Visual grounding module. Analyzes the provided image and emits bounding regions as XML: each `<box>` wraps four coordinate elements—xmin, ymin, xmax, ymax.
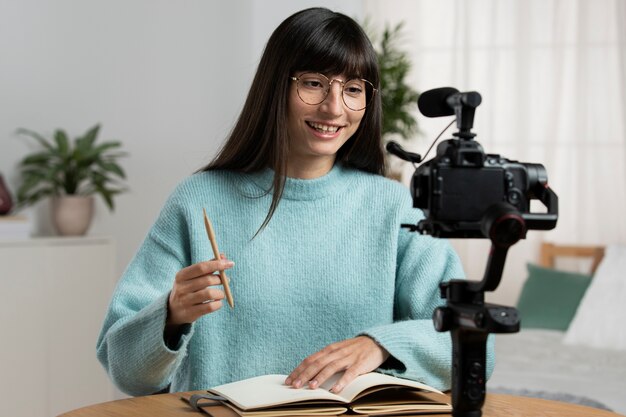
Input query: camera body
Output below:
<box><xmin>389</xmin><ymin>87</ymin><xmax>558</xmax><ymax>240</ymax></box>
<box><xmin>411</xmin><ymin>138</ymin><xmax>551</xmax><ymax>238</ymax></box>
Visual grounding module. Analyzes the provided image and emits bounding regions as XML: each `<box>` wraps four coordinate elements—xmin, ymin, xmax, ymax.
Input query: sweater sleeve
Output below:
<box><xmin>361</xmin><ymin>197</ymin><xmax>495</xmax><ymax>391</ymax></box>
<box><xmin>96</xmin><ymin>191</ymin><xmax>195</xmax><ymax>396</ymax></box>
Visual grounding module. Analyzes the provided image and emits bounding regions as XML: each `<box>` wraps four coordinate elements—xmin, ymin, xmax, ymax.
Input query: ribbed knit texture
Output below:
<box><xmin>96</xmin><ymin>163</ymin><xmax>494</xmax><ymax>396</ymax></box>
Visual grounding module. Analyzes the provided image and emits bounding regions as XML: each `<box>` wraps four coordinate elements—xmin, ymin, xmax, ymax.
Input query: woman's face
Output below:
<box><xmin>286</xmin><ymin>72</ymin><xmax>365</xmax><ymax>175</ymax></box>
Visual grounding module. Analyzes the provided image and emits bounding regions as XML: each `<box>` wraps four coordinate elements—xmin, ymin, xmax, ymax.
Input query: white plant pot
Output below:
<box><xmin>52</xmin><ymin>196</ymin><xmax>94</xmax><ymax>236</ymax></box>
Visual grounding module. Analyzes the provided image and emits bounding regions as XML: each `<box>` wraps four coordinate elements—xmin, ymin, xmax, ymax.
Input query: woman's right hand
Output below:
<box><xmin>166</xmin><ymin>256</ymin><xmax>234</xmax><ymax>327</ymax></box>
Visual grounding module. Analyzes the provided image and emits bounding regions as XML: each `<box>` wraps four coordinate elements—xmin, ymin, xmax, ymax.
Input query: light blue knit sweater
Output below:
<box><xmin>96</xmin><ymin>163</ymin><xmax>494</xmax><ymax>396</ymax></box>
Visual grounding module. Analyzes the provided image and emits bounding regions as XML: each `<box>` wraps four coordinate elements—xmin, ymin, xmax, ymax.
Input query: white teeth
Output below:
<box><xmin>309</xmin><ymin>122</ymin><xmax>339</xmax><ymax>133</ymax></box>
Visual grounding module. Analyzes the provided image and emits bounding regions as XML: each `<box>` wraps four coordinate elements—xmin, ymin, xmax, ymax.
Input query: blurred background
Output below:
<box><xmin>2</xmin><ymin>0</ymin><xmax>624</xmax><ymax>302</ymax></box>
<box><xmin>0</xmin><ymin>0</ymin><xmax>625</xmax><ymax>415</ymax></box>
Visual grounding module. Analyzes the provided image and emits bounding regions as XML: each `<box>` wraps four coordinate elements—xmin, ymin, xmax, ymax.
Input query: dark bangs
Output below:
<box><xmin>291</xmin><ymin>14</ymin><xmax>379</xmax><ymax>85</ymax></box>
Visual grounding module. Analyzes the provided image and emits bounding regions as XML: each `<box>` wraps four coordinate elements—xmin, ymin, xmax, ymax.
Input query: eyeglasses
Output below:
<box><xmin>289</xmin><ymin>72</ymin><xmax>377</xmax><ymax>111</ymax></box>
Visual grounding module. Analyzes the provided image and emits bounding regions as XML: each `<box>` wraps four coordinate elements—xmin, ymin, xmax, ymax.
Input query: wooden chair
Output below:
<box><xmin>539</xmin><ymin>242</ymin><xmax>605</xmax><ymax>275</ymax></box>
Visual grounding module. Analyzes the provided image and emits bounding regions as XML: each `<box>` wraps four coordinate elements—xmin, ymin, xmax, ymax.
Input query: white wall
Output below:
<box><xmin>0</xmin><ymin>0</ymin><xmax>361</xmax><ymax>278</ymax></box>
<box><xmin>5</xmin><ymin>0</ymin><xmax>582</xmax><ymax>307</ymax></box>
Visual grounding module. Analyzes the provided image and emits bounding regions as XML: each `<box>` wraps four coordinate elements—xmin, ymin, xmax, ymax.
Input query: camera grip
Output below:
<box><xmin>450</xmin><ymin>329</ymin><xmax>488</xmax><ymax>417</ymax></box>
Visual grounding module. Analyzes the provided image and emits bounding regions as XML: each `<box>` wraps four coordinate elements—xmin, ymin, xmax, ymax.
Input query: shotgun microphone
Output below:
<box><xmin>418</xmin><ymin>87</ymin><xmax>482</xmax><ymax>118</ymax></box>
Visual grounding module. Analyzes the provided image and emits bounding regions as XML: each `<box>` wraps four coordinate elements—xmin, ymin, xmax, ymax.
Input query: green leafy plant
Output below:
<box><xmin>16</xmin><ymin>124</ymin><xmax>127</xmax><ymax>210</ymax></box>
<box><xmin>369</xmin><ymin>21</ymin><xmax>420</xmax><ymax>140</ymax></box>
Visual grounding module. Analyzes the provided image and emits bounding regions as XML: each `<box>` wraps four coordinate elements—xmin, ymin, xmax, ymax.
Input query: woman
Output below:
<box><xmin>97</xmin><ymin>7</ymin><xmax>493</xmax><ymax>396</ymax></box>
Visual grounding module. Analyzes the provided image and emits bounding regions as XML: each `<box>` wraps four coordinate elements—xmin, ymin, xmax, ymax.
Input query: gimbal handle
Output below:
<box><xmin>433</xmin><ymin>204</ymin><xmax>524</xmax><ymax>417</ymax></box>
<box><xmin>523</xmin><ymin>184</ymin><xmax>558</xmax><ymax>230</ymax></box>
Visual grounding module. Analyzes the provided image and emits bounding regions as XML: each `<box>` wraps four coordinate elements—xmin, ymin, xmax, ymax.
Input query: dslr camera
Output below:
<box><xmin>388</xmin><ymin>87</ymin><xmax>557</xmax><ymax>240</ymax></box>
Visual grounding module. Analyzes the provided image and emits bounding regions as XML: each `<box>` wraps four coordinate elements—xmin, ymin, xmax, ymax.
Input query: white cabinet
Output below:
<box><xmin>0</xmin><ymin>237</ymin><xmax>118</xmax><ymax>417</ymax></box>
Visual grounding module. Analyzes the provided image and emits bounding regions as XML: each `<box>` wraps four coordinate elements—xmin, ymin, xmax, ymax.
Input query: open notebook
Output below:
<box><xmin>185</xmin><ymin>372</ymin><xmax>451</xmax><ymax>416</ymax></box>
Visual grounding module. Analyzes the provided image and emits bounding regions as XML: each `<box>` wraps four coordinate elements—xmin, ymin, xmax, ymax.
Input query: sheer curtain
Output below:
<box><xmin>364</xmin><ymin>0</ymin><xmax>626</xmax><ymax>304</ymax></box>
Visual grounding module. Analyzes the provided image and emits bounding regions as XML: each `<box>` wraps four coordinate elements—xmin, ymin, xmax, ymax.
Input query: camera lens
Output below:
<box><xmin>524</xmin><ymin>163</ymin><xmax>548</xmax><ymax>187</ymax></box>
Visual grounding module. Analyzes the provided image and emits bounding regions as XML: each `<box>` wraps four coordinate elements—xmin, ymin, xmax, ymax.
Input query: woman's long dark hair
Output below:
<box><xmin>202</xmin><ymin>8</ymin><xmax>384</xmax><ymax>232</ymax></box>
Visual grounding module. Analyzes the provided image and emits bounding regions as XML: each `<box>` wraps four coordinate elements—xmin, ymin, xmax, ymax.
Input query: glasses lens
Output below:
<box><xmin>342</xmin><ymin>79</ymin><xmax>371</xmax><ymax>111</ymax></box>
<box><xmin>295</xmin><ymin>73</ymin><xmax>375</xmax><ymax>110</ymax></box>
<box><xmin>297</xmin><ymin>73</ymin><xmax>329</xmax><ymax>105</ymax></box>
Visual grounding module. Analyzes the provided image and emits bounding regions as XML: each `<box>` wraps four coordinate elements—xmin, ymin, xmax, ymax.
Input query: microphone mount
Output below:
<box><xmin>450</xmin><ymin>91</ymin><xmax>481</xmax><ymax>140</ymax></box>
<box><xmin>417</xmin><ymin>88</ymin><xmax>482</xmax><ymax>140</ymax></box>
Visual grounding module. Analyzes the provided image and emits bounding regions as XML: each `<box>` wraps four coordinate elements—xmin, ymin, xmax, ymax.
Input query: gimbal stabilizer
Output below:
<box><xmin>389</xmin><ymin>87</ymin><xmax>558</xmax><ymax>417</ymax></box>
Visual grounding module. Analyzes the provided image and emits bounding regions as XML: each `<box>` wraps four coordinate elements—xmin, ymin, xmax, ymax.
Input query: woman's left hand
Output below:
<box><xmin>285</xmin><ymin>336</ymin><xmax>390</xmax><ymax>393</ymax></box>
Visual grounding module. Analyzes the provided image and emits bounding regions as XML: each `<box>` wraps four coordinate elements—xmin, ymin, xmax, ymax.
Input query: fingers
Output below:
<box><xmin>188</xmin><ymin>298</ymin><xmax>224</xmax><ymax>315</ymax></box>
<box><xmin>329</xmin><ymin>366</ymin><xmax>361</xmax><ymax>394</ymax></box>
<box><xmin>168</xmin><ymin>284</ymin><xmax>226</xmax><ymax>325</ymax></box>
<box><xmin>174</xmin><ymin>258</ymin><xmax>233</xmax><ymax>298</ymax></box>
<box><xmin>167</xmin><ymin>257</ymin><xmax>234</xmax><ymax>326</ymax></box>
<box><xmin>176</xmin><ymin>258</ymin><xmax>234</xmax><ymax>283</ymax></box>
<box><xmin>285</xmin><ymin>337</ymin><xmax>389</xmax><ymax>393</ymax></box>
<box><xmin>286</xmin><ymin>346</ymin><xmax>341</xmax><ymax>389</ymax></box>
<box><xmin>186</xmin><ymin>286</ymin><xmax>225</xmax><ymax>305</ymax></box>
<box><xmin>291</xmin><ymin>345</ymin><xmax>350</xmax><ymax>390</ymax></box>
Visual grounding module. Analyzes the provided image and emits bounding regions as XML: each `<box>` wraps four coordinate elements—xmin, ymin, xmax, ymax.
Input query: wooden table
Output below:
<box><xmin>59</xmin><ymin>391</ymin><xmax>623</xmax><ymax>417</ymax></box>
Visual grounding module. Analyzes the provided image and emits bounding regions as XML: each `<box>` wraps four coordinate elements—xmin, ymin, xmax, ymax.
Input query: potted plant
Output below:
<box><xmin>0</xmin><ymin>172</ymin><xmax>13</xmax><ymax>215</ymax></box>
<box><xmin>16</xmin><ymin>124</ymin><xmax>127</xmax><ymax>236</ymax></box>
<box><xmin>368</xmin><ymin>21</ymin><xmax>420</xmax><ymax>180</ymax></box>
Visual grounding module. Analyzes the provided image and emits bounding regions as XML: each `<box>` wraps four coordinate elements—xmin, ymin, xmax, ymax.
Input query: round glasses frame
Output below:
<box><xmin>289</xmin><ymin>72</ymin><xmax>378</xmax><ymax>111</ymax></box>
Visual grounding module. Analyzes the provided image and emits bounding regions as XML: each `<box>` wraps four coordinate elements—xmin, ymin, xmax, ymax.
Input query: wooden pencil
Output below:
<box><xmin>202</xmin><ymin>208</ymin><xmax>234</xmax><ymax>308</ymax></box>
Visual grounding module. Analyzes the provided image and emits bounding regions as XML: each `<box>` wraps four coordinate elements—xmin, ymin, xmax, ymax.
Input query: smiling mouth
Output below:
<box><xmin>307</xmin><ymin>121</ymin><xmax>342</xmax><ymax>133</ymax></box>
